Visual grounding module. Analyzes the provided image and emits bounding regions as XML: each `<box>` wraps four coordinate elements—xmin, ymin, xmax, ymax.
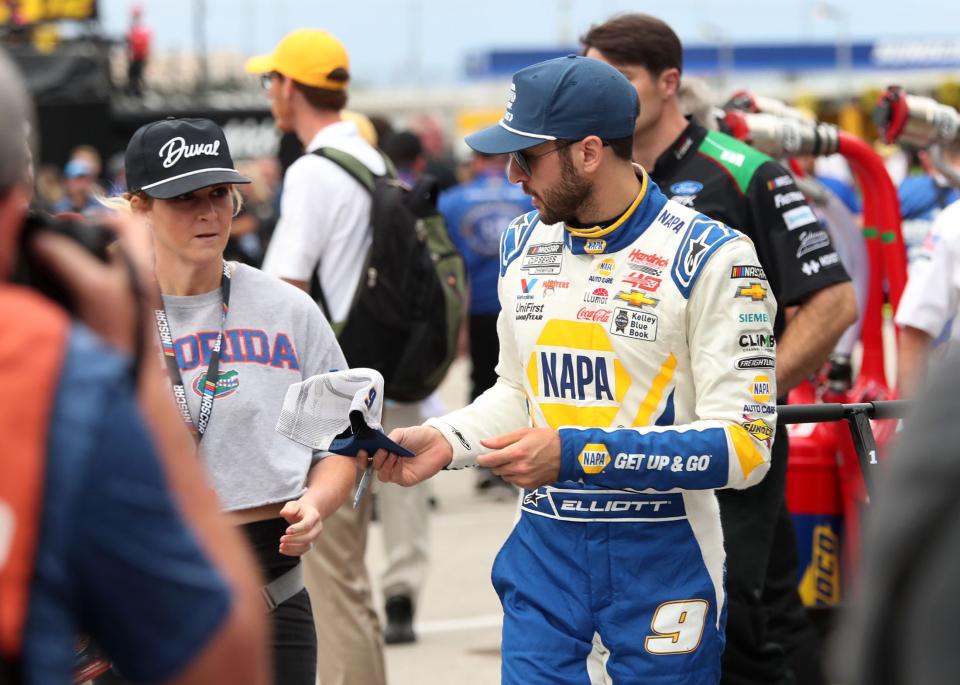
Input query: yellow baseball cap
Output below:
<box><xmin>245</xmin><ymin>29</ymin><xmax>350</xmax><ymax>91</ymax></box>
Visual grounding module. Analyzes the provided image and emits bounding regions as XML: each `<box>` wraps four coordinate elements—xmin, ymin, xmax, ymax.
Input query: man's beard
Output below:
<box><xmin>535</xmin><ymin>153</ymin><xmax>593</xmax><ymax>225</ymax></box>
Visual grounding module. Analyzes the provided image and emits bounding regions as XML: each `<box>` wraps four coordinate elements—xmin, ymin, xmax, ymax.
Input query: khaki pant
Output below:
<box><xmin>303</xmin><ymin>487</ymin><xmax>386</xmax><ymax>685</ymax></box>
<box><xmin>379</xmin><ymin>403</ymin><xmax>430</xmax><ymax>603</ymax></box>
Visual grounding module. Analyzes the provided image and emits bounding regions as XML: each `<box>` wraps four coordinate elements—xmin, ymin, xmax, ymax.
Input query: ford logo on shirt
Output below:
<box><xmin>670</xmin><ymin>180</ymin><xmax>703</xmax><ymax>195</ymax></box>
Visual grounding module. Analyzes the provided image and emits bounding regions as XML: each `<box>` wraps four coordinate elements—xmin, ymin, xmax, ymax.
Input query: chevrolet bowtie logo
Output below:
<box><xmin>736</xmin><ymin>282</ymin><xmax>767</xmax><ymax>302</ymax></box>
<box><xmin>615</xmin><ymin>290</ymin><xmax>658</xmax><ymax>308</ymax></box>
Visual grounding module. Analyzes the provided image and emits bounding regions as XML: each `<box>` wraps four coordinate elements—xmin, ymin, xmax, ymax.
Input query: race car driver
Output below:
<box><xmin>363</xmin><ymin>55</ymin><xmax>776</xmax><ymax>685</ymax></box>
<box><xmin>583</xmin><ymin>15</ymin><xmax>857</xmax><ymax>685</ymax></box>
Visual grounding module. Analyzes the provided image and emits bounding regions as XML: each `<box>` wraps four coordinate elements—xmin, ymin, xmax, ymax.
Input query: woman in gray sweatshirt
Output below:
<box><xmin>111</xmin><ymin>117</ymin><xmax>355</xmax><ymax>685</ymax></box>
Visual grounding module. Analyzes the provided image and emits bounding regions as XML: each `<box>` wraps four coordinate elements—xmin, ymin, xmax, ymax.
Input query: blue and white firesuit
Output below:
<box><xmin>426</xmin><ymin>171</ymin><xmax>776</xmax><ymax>685</ymax></box>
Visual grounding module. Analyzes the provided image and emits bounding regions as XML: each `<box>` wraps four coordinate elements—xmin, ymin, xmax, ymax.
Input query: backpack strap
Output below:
<box><xmin>308</xmin><ymin>147</ymin><xmax>394</xmax><ymax>330</ymax></box>
<box><xmin>312</xmin><ymin>147</ymin><xmax>397</xmax><ymax>194</ymax></box>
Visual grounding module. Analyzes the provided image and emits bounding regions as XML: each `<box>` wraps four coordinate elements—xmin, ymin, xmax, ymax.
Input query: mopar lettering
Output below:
<box><xmin>540</xmin><ymin>352</ymin><xmax>613</xmax><ymax>401</ymax></box>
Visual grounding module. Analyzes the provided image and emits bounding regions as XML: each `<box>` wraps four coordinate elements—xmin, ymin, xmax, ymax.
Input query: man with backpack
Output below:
<box><xmin>247</xmin><ymin>29</ymin><xmax>387</xmax><ymax>685</ymax></box>
<box><xmin>247</xmin><ymin>28</ymin><xmax>465</xmax><ymax>678</ymax></box>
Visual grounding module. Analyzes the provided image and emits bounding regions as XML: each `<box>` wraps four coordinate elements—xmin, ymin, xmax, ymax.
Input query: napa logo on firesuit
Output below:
<box><xmin>525</xmin><ymin>320</ymin><xmax>631</xmax><ymax>429</ymax></box>
<box><xmin>578</xmin><ymin>443</ymin><xmax>611</xmax><ymax>474</ymax></box>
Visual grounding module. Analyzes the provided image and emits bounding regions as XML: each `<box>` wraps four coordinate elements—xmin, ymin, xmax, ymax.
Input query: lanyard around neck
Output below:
<box><xmin>155</xmin><ymin>261</ymin><xmax>232</xmax><ymax>442</ymax></box>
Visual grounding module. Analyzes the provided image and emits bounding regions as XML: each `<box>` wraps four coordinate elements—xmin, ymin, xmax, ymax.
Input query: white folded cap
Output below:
<box><xmin>276</xmin><ymin>368</ymin><xmax>385</xmax><ymax>451</ymax></box>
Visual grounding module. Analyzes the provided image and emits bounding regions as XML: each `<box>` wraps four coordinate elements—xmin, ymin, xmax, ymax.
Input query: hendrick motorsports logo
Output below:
<box><xmin>578</xmin><ymin>443</ymin><xmax>611</xmax><ymax>474</ymax></box>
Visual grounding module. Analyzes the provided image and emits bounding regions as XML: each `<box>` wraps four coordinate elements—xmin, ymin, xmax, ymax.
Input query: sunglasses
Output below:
<box><xmin>510</xmin><ymin>140</ymin><xmax>575</xmax><ymax>177</ymax></box>
<box><xmin>260</xmin><ymin>71</ymin><xmax>282</xmax><ymax>91</ymax></box>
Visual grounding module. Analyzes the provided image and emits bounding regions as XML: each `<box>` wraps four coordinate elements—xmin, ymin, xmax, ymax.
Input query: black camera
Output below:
<box><xmin>14</xmin><ymin>210</ymin><xmax>113</xmax><ymax>312</ymax></box>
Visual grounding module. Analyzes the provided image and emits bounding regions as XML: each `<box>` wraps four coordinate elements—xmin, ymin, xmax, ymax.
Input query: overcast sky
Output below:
<box><xmin>97</xmin><ymin>0</ymin><xmax>960</xmax><ymax>86</ymax></box>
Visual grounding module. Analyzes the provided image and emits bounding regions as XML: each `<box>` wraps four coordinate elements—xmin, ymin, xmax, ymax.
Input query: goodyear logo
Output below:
<box><xmin>750</xmin><ymin>375</ymin><xmax>771</xmax><ymax>403</ymax></box>
<box><xmin>742</xmin><ymin>417</ymin><xmax>774</xmax><ymax>442</ymax></box>
<box><xmin>585</xmin><ymin>239</ymin><xmax>606</xmax><ymax>253</ymax></box>
<box><xmin>578</xmin><ymin>443</ymin><xmax>611</xmax><ymax>474</ymax></box>
<box><xmin>736</xmin><ymin>282</ymin><xmax>768</xmax><ymax>302</ymax></box>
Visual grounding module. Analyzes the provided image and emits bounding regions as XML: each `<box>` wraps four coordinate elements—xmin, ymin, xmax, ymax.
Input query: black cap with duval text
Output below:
<box><xmin>125</xmin><ymin>118</ymin><xmax>250</xmax><ymax>199</ymax></box>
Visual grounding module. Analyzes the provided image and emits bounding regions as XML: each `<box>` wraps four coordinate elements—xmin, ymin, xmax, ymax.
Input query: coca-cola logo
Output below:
<box><xmin>628</xmin><ymin>249</ymin><xmax>668</xmax><ymax>268</ymax></box>
<box><xmin>577</xmin><ymin>307</ymin><xmax>611</xmax><ymax>322</ymax></box>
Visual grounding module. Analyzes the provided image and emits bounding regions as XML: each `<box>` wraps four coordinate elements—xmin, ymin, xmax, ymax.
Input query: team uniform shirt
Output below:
<box><xmin>262</xmin><ymin>120</ymin><xmax>386</xmax><ymax>324</ymax></box>
<box><xmin>898</xmin><ymin>173</ymin><xmax>960</xmax><ymax>268</ymax></box>
<box><xmin>22</xmin><ymin>323</ymin><xmax>230</xmax><ymax>685</ymax></box>
<box><xmin>649</xmin><ymin>121</ymin><xmax>848</xmax><ymax>684</ymax></box>
<box><xmin>895</xmin><ymin>198</ymin><xmax>960</xmax><ymax>342</ymax></box>
<box><xmin>161</xmin><ymin>263</ymin><xmax>346</xmax><ymax>511</ymax></box>
<box><xmin>426</xmin><ymin>171</ymin><xmax>775</xmax><ymax>684</ymax></box>
<box><xmin>651</xmin><ymin>120</ymin><xmax>850</xmax><ymax>342</ymax></box>
<box><xmin>439</xmin><ymin>168</ymin><xmax>533</xmax><ymax>315</ymax></box>
<box><xmin>801</xmin><ymin>178</ymin><xmax>868</xmax><ymax>358</ymax></box>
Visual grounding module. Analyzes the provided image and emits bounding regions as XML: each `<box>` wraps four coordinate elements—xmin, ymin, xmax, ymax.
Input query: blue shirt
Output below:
<box><xmin>23</xmin><ymin>325</ymin><xmax>231</xmax><ymax>684</ymax></box>
<box><xmin>817</xmin><ymin>174</ymin><xmax>861</xmax><ymax>215</ymax></box>
<box><xmin>52</xmin><ymin>195</ymin><xmax>107</xmax><ymax>219</ymax></box>
<box><xmin>899</xmin><ymin>174</ymin><xmax>960</xmax><ymax>264</ymax></box>
<box><xmin>439</xmin><ymin>169</ymin><xmax>532</xmax><ymax>315</ymax></box>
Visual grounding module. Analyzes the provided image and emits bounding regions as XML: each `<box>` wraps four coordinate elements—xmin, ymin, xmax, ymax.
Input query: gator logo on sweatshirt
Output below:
<box><xmin>192</xmin><ymin>369</ymin><xmax>240</xmax><ymax>398</ymax></box>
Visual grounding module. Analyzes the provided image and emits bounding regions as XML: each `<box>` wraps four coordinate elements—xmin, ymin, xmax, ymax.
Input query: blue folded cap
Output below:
<box><xmin>327</xmin><ymin>410</ymin><xmax>415</xmax><ymax>457</ymax></box>
<box><xmin>275</xmin><ymin>368</ymin><xmax>413</xmax><ymax>457</ymax></box>
<box><xmin>465</xmin><ymin>54</ymin><xmax>639</xmax><ymax>154</ymax></box>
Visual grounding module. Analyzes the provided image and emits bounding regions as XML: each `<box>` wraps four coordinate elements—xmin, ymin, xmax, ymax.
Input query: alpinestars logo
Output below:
<box><xmin>523</xmin><ymin>490</ymin><xmax>548</xmax><ymax>506</ymax></box>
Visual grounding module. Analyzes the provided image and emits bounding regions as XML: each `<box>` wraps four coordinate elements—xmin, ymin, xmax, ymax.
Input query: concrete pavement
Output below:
<box><xmin>367</xmin><ymin>471</ymin><xmax>516</xmax><ymax>684</ymax></box>
<box><xmin>365</xmin><ymin>358</ymin><xmax>516</xmax><ymax>684</ymax></box>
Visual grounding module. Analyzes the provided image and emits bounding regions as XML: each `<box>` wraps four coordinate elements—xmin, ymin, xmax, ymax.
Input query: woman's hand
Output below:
<box><xmin>278</xmin><ymin>498</ymin><xmax>323</xmax><ymax>556</ymax></box>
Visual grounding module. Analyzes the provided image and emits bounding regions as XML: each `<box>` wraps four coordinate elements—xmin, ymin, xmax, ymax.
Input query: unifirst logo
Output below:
<box><xmin>578</xmin><ymin>443</ymin><xmax>611</xmax><ymax>474</ymax></box>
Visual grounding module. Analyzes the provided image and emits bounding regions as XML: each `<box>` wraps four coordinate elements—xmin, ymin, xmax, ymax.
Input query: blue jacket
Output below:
<box><xmin>439</xmin><ymin>169</ymin><xmax>532</xmax><ymax>315</ymax></box>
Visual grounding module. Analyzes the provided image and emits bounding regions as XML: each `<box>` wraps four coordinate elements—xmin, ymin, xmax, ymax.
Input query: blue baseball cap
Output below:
<box><xmin>466</xmin><ymin>55</ymin><xmax>639</xmax><ymax>155</ymax></box>
<box><xmin>64</xmin><ymin>158</ymin><xmax>94</xmax><ymax>179</ymax></box>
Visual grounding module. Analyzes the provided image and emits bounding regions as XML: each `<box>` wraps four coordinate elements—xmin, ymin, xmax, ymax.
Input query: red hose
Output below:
<box><xmin>837</xmin><ymin>132</ymin><xmax>907</xmax><ymax>310</ymax></box>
